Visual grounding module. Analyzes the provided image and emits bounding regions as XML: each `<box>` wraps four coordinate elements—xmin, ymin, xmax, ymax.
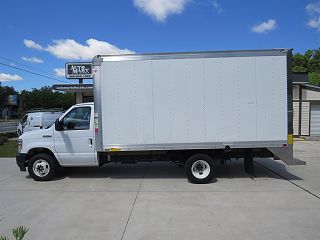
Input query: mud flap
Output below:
<box><xmin>267</xmin><ymin>145</ymin><xmax>306</xmax><ymax>165</ymax></box>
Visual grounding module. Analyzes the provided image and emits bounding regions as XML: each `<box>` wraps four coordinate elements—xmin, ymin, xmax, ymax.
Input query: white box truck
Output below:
<box><xmin>16</xmin><ymin>49</ymin><xmax>304</xmax><ymax>183</ymax></box>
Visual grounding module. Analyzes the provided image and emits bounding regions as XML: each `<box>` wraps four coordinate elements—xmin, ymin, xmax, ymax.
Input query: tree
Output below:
<box><xmin>309</xmin><ymin>72</ymin><xmax>320</xmax><ymax>86</ymax></box>
<box><xmin>19</xmin><ymin>86</ymin><xmax>74</xmax><ymax>114</ymax></box>
<box><xmin>0</xmin><ymin>86</ymin><xmax>17</xmax><ymax>95</ymax></box>
<box><xmin>292</xmin><ymin>53</ymin><xmax>308</xmax><ymax>72</ymax></box>
<box><xmin>293</xmin><ymin>49</ymin><xmax>320</xmax><ymax>86</ymax></box>
<box><xmin>1</xmin><ymin>85</ymin><xmax>75</xmax><ymax>117</ymax></box>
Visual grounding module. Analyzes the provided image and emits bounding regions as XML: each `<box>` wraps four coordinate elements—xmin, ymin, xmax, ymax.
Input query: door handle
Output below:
<box><xmin>89</xmin><ymin>138</ymin><xmax>93</xmax><ymax>146</ymax></box>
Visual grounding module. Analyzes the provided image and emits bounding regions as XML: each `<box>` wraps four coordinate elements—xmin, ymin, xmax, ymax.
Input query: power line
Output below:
<box><xmin>0</xmin><ymin>61</ymin><xmax>68</xmax><ymax>83</ymax></box>
<box><xmin>0</xmin><ymin>56</ymin><xmax>52</xmax><ymax>75</ymax></box>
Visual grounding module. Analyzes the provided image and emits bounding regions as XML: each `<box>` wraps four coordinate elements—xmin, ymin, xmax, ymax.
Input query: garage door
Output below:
<box><xmin>311</xmin><ymin>103</ymin><xmax>320</xmax><ymax>136</ymax></box>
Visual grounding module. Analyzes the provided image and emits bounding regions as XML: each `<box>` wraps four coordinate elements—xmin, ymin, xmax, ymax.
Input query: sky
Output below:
<box><xmin>0</xmin><ymin>0</ymin><xmax>319</xmax><ymax>91</ymax></box>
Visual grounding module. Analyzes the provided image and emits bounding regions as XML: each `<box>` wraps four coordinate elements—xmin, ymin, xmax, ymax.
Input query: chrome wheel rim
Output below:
<box><xmin>191</xmin><ymin>160</ymin><xmax>210</xmax><ymax>179</ymax></box>
<box><xmin>33</xmin><ymin>159</ymin><xmax>50</xmax><ymax>177</ymax></box>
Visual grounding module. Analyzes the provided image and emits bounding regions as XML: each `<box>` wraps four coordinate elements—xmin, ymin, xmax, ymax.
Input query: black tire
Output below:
<box><xmin>185</xmin><ymin>154</ymin><xmax>215</xmax><ymax>184</ymax></box>
<box><xmin>28</xmin><ymin>153</ymin><xmax>57</xmax><ymax>181</ymax></box>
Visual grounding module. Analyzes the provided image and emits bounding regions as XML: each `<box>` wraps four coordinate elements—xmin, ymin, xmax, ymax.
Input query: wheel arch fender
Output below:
<box><xmin>27</xmin><ymin>148</ymin><xmax>61</xmax><ymax>166</ymax></box>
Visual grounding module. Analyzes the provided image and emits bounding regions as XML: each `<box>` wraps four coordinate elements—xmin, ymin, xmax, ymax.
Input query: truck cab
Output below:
<box><xmin>16</xmin><ymin>102</ymin><xmax>97</xmax><ymax>181</ymax></box>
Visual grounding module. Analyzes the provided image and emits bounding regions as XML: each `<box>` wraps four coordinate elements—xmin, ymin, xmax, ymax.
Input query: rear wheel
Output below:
<box><xmin>185</xmin><ymin>154</ymin><xmax>215</xmax><ymax>184</ymax></box>
<box><xmin>28</xmin><ymin>153</ymin><xmax>57</xmax><ymax>181</ymax></box>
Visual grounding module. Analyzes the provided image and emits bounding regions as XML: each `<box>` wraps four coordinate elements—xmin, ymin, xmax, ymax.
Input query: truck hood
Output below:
<box><xmin>20</xmin><ymin>126</ymin><xmax>54</xmax><ymax>140</ymax></box>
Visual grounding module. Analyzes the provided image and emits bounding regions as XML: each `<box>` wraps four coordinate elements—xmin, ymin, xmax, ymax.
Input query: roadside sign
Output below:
<box><xmin>5</xmin><ymin>95</ymin><xmax>18</xmax><ymax>106</ymax></box>
<box><xmin>52</xmin><ymin>84</ymin><xmax>93</xmax><ymax>91</ymax></box>
<box><xmin>65</xmin><ymin>62</ymin><xmax>93</xmax><ymax>79</ymax></box>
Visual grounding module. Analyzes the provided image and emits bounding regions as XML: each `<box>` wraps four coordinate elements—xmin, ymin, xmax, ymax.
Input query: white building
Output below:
<box><xmin>293</xmin><ymin>73</ymin><xmax>320</xmax><ymax>136</ymax></box>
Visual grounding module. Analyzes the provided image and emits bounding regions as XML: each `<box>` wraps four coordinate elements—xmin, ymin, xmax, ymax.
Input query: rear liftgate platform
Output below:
<box><xmin>244</xmin><ymin>138</ymin><xmax>306</xmax><ymax>177</ymax></box>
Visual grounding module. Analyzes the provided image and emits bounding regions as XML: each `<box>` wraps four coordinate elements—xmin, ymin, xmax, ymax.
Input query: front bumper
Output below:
<box><xmin>16</xmin><ymin>153</ymin><xmax>27</xmax><ymax>172</ymax></box>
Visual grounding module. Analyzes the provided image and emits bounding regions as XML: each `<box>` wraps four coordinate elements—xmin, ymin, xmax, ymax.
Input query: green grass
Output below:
<box><xmin>0</xmin><ymin>140</ymin><xmax>18</xmax><ymax>157</ymax></box>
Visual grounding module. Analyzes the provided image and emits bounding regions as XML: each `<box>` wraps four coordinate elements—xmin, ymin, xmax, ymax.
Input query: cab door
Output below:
<box><xmin>54</xmin><ymin>106</ymin><xmax>97</xmax><ymax>166</ymax></box>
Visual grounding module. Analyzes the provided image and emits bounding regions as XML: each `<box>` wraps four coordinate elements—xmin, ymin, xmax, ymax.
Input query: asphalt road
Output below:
<box><xmin>0</xmin><ymin>141</ymin><xmax>320</xmax><ymax>240</ymax></box>
<box><xmin>0</xmin><ymin>122</ymin><xmax>17</xmax><ymax>133</ymax></box>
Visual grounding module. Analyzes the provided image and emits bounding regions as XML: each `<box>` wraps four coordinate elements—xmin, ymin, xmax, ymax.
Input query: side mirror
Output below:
<box><xmin>55</xmin><ymin>118</ymin><xmax>63</xmax><ymax>131</ymax></box>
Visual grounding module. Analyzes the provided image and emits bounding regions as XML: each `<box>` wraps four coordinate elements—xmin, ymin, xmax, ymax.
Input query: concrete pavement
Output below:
<box><xmin>0</xmin><ymin>142</ymin><xmax>320</xmax><ymax>240</ymax></box>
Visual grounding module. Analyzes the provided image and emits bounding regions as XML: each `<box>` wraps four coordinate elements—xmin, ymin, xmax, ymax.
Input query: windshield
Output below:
<box><xmin>22</xmin><ymin>114</ymin><xmax>28</xmax><ymax>124</ymax></box>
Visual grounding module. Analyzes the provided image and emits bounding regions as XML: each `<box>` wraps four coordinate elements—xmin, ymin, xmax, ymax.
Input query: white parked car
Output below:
<box><xmin>17</xmin><ymin>111</ymin><xmax>63</xmax><ymax>136</ymax></box>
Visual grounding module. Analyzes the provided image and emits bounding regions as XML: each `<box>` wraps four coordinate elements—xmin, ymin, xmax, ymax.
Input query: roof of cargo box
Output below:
<box><xmin>92</xmin><ymin>49</ymin><xmax>291</xmax><ymax>65</ymax></box>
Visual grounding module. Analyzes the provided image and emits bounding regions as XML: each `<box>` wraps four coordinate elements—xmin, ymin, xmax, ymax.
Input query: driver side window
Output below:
<box><xmin>62</xmin><ymin>107</ymin><xmax>91</xmax><ymax>130</ymax></box>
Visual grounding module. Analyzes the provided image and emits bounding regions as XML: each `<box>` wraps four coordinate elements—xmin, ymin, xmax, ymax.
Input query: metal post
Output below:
<box><xmin>298</xmin><ymin>84</ymin><xmax>302</xmax><ymax>136</ymax></box>
<box><xmin>78</xmin><ymin>79</ymin><xmax>83</xmax><ymax>103</ymax></box>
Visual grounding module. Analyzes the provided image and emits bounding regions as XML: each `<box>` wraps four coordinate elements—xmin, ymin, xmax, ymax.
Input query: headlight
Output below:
<box><xmin>18</xmin><ymin>139</ymin><xmax>23</xmax><ymax>153</ymax></box>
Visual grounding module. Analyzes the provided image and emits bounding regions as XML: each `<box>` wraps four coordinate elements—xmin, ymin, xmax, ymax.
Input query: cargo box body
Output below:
<box><xmin>93</xmin><ymin>50</ymin><xmax>290</xmax><ymax>154</ymax></box>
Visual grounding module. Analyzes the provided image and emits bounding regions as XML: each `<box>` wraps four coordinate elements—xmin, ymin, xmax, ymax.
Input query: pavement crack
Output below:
<box><xmin>256</xmin><ymin>162</ymin><xmax>320</xmax><ymax>200</ymax></box>
<box><xmin>120</xmin><ymin>167</ymin><xmax>147</xmax><ymax>240</ymax></box>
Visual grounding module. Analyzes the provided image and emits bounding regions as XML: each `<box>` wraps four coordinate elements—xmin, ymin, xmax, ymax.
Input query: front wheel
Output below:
<box><xmin>185</xmin><ymin>154</ymin><xmax>215</xmax><ymax>184</ymax></box>
<box><xmin>28</xmin><ymin>153</ymin><xmax>57</xmax><ymax>181</ymax></box>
